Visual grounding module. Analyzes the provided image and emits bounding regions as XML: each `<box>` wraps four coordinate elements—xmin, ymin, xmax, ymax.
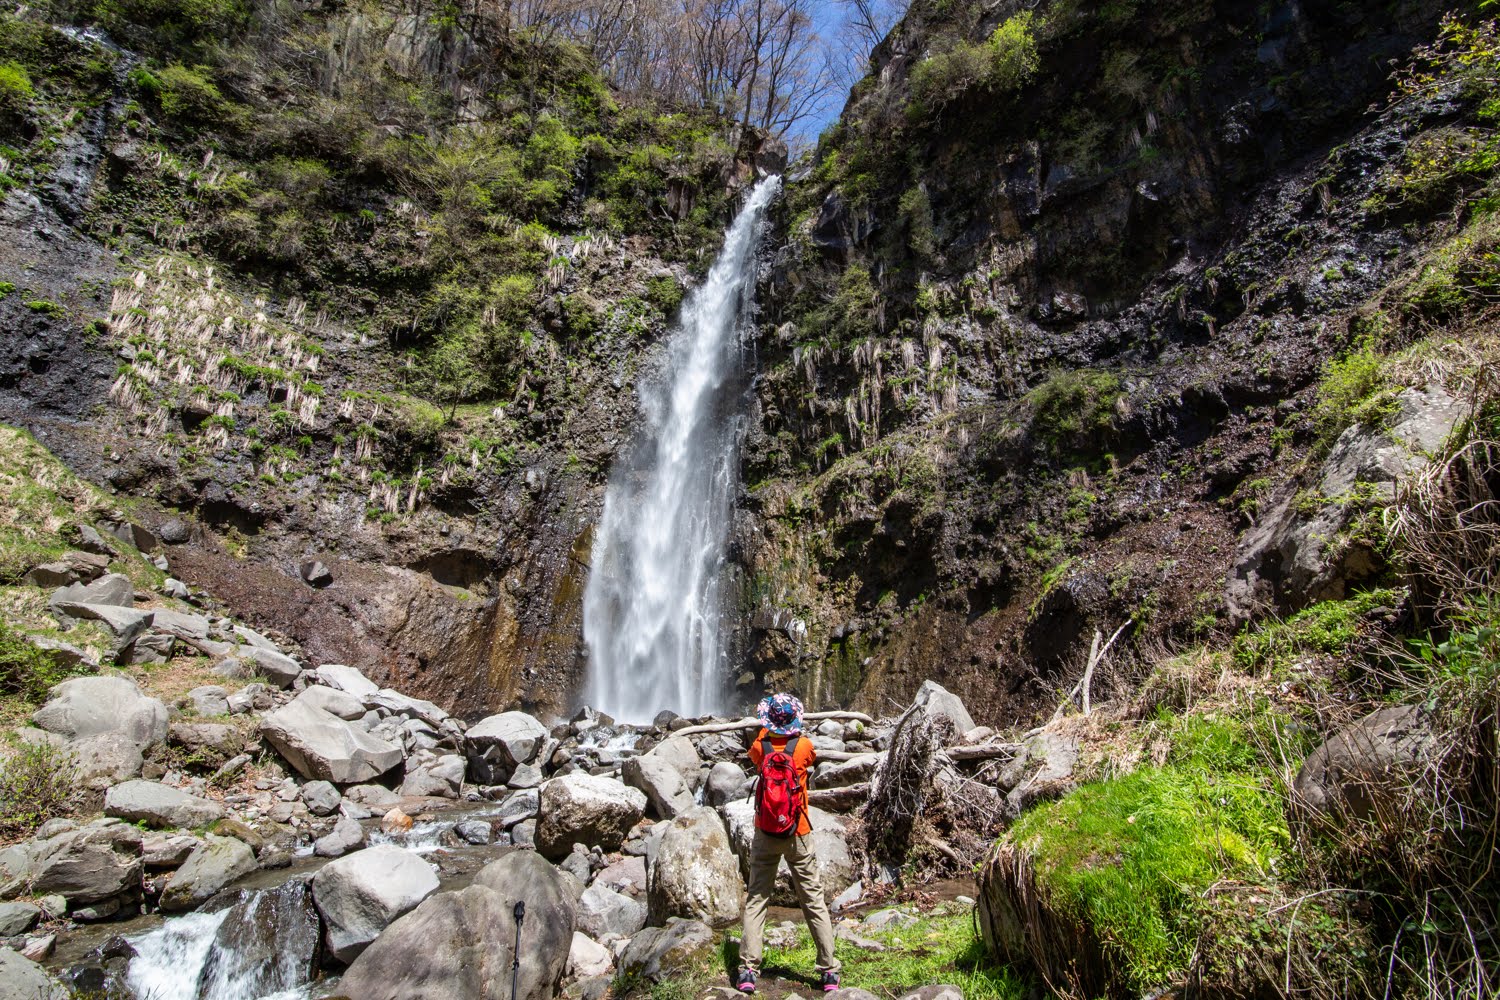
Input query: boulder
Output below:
<box><xmin>314</xmin><ymin>816</ymin><xmax>367</xmax><ymax>858</ymax></box>
<box><xmin>150</xmin><ymin>610</ymin><xmax>211</xmax><ymax>642</ymax></box>
<box><xmin>622</xmin><ymin>754</ymin><xmax>695</xmax><ymax>819</ymax></box>
<box><xmin>124</xmin><ymin>629</ymin><xmax>175</xmax><ymax>665</ymax></box>
<box><xmin>0</xmin><ymin>821</ymin><xmax>143</xmax><ymax>905</ymax></box>
<box><xmin>23</xmin><ymin>636</ymin><xmax>95</xmax><ymax>672</ymax></box>
<box><xmin>647</xmin><ymin>736</ymin><xmax>704</xmax><ymax>789</ymax></box>
<box><xmin>721</xmin><ymin>801</ymin><xmax>855</xmax><ymax>904</ymax></box>
<box><xmin>104</xmin><ymin>780</ymin><xmax>224</xmax><ymax>829</ymax></box>
<box><xmin>312</xmin><ymin>844</ymin><xmax>440</xmax><ymax>963</ymax></box>
<box><xmin>895</xmin><ymin>987</ymin><xmax>963</xmax><ymax>1000</ymax></box>
<box><xmin>168</xmin><ymin>722</ymin><xmax>243</xmax><ymax>760</ymax></box>
<box><xmin>140</xmin><ymin>833</ymin><xmax>200</xmax><ymax>867</ymax></box>
<box><xmin>52</xmin><ymin>604</ymin><xmax>152</xmax><ymax>654</ymax></box>
<box><xmin>239</xmin><ymin>646</ymin><xmax>302</xmax><ymax>688</ymax></box>
<box><xmin>536</xmin><ymin>774</ymin><xmax>647</xmax><ymax>859</ymax></box>
<box><xmin>0</xmin><ymin>945</ymin><xmax>66</xmax><ymax>1000</ymax></box>
<box><xmin>50</xmin><ymin>573</ymin><xmax>134</xmax><ymax>610</ymax></box>
<box><xmin>345</xmin><ymin>784</ymin><xmax>401</xmax><ymax>810</ymax></box>
<box><xmin>593</xmin><ymin>854</ymin><xmax>647</xmax><ymax>895</ymax></box>
<box><xmin>617</xmin><ymin>918</ymin><xmax>715</xmax><ymax>983</ymax></box>
<box><xmin>816</xmin><ymin>753</ymin><xmax>882</xmax><ymax>789</ymax></box>
<box><xmin>197</xmin><ymin>876</ymin><xmax>321</xmax><ymax>998</ymax></box>
<box><xmin>997</xmin><ymin>731</ymin><xmax>1079</xmax><ymax>816</ymax></box>
<box><xmin>454</xmin><ymin>821</ymin><xmax>492</xmax><ymax>845</ymax></box>
<box><xmin>300</xmin><ymin>561</ymin><xmax>333</xmax><ymax>587</ymax></box>
<box><xmin>400</xmin><ymin>752</ymin><xmax>465</xmax><ymax>798</ymax></box>
<box><xmin>704</xmin><ymin>761</ymin><xmax>751</xmax><ymax>806</ymax></box>
<box><xmin>577</xmin><ymin>882</ymin><xmax>646</xmax><ymax>939</ymax></box>
<box><xmin>185</xmin><ymin>686</ymin><xmax>230</xmax><ymax>717</ymax></box>
<box><xmin>339</xmin><ymin>852</ymin><xmax>575</xmax><ymax>1000</ymax></box>
<box><xmin>1228</xmin><ymin>386</ymin><xmax>1471</xmax><ymax>615</ymax></box>
<box><xmin>366</xmin><ymin>689</ymin><xmax>448</xmax><ymax>727</ymax></box>
<box><xmin>0</xmin><ymin>901</ymin><xmax>40</xmax><ymax>936</ymax></box>
<box><xmin>316</xmin><ymin>664</ymin><xmax>380</xmax><ymax>699</ymax></box>
<box><xmin>72</xmin><ymin>733</ymin><xmax>145</xmax><ymax>791</ymax></box>
<box><xmin>301</xmin><ymin>780</ymin><xmax>342</xmax><ymax>817</ymax></box>
<box><xmin>912</xmin><ymin>680</ymin><xmax>975</xmax><ymax>734</ymax></box>
<box><xmin>647</xmin><ymin>807</ymin><xmax>743</xmax><ymax>928</ymax></box>
<box><xmin>157</xmin><ymin>518</ymin><xmax>190</xmax><ymax>544</ymax></box>
<box><xmin>494</xmin><ymin>788</ymin><xmax>541</xmax><ymax>828</ymax></box>
<box><xmin>1294</xmin><ymin>705</ymin><xmax>1435</xmax><ymax>827</ymax></box>
<box><xmin>31</xmin><ymin>676</ymin><xmax>167</xmax><ymax>746</ymax></box>
<box><xmin>259</xmin><ymin>699</ymin><xmax>404</xmax><ymax>784</ymax></box>
<box><xmin>22</xmin><ymin>551</ymin><xmax>109</xmax><ymax>588</ymax></box>
<box><xmin>508</xmin><ymin>763</ymin><xmax>544</xmax><ymax>789</ymax></box>
<box><xmin>159</xmin><ymin>835</ymin><xmax>256</xmax><ymax>912</ymax></box>
<box><xmin>567</xmin><ymin>932</ymin><xmax>613</xmax><ymax>979</ymax></box>
<box><xmin>294</xmin><ymin>685</ymin><xmax>367</xmax><ymax>721</ymax></box>
<box><xmin>466</xmin><ymin>711</ymin><xmax>548</xmax><ymax>783</ymax></box>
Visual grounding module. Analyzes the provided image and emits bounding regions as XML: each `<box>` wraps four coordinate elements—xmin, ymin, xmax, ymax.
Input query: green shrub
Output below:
<box><xmin>644</xmin><ymin>274</ymin><xmax>684</xmax><ymax>315</ymax></box>
<box><xmin>90</xmin><ymin>0</ymin><xmax>249</xmax><ymax>49</ymax></box>
<box><xmin>1232</xmin><ymin>588</ymin><xmax>1403</xmax><ymax>674</ymax></box>
<box><xmin>154</xmin><ymin>63</ymin><xmax>229</xmax><ymax>124</ymax></box>
<box><xmin>1311</xmin><ymin>342</ymin><xmax>1401</xmax><ymax>443</ymax></box>
<box><xmin>0</xmin><ymin>738</ymin><xmax>76</xmax><ymax>837</ymax></box>
<box><xmin>909</xmin><ymin>11</ymin><xmax>1040</xmax><ymax>118</ymax></box>
<box><xmin>0</xmin><ymin>61</ymin><xmax>34</xmax><ymax>114</ymax></box>
<box><xmin>0</xmin><ymin>621</ymin><xmax>83</xmax><ymax>702</ymax></box>
<box><xmin>24</xmin><ymin>299</ymin><xmax>62</xmax><ymax>315</ymax></box>
<box><xmin>1026</xmin><ymin>369</ymin><xmax>1122</xmax><ymax>458</ymax></box>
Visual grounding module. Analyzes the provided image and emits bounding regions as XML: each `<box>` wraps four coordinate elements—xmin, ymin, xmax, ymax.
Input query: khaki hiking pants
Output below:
<box><xmin>739</xmin><ymin>828</ymin><xmax>841</xmax><ymax>974</ymax></box>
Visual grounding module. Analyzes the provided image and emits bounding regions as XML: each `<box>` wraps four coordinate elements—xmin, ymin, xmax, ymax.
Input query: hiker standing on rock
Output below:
<box><xmin>735</xmin><ymin>693</ymin><xmax>842</xmax><ymax>994</ymax></box>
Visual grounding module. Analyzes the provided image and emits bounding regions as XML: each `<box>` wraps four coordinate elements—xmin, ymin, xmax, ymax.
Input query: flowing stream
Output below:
<box><xmin>582</xmin><ymin>176</ymin><xmax>781</xmax><ymax>722</ymax></box>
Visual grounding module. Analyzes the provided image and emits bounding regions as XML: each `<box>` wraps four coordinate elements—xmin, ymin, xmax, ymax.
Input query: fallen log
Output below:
<box><xmin>808</xmin><ymin>782</ymin><xmax>870</xmax><ymax>811</ymax></box>
<box><xmin>943</xmin><ymin>742</ymin><xmax>1023</xmax><ymax>762</ymax></box>
<box><xmin>671</xmin><ymin>710</ymin><xmax>876</xmax><ymax>739</ymax></box>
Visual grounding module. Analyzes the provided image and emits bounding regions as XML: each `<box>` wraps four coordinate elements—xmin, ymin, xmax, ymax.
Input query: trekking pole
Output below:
<box><xmin>511</xmin><ymin>900</ymin><xmax>526</xmax><ymax>1000</ymax></box>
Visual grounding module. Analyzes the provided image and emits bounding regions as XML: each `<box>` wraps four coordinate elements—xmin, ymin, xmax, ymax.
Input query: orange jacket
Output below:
<box><xmin>748</xmin><ymin>728</ymin><xmax>816</xmax><ymax>836</ymax></box>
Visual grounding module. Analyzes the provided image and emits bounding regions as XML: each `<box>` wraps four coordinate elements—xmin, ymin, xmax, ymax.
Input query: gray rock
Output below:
<box><xmin>53</xmin><ymin>604</ymin><xmax>153</xmax><ymax>657</ymax></box>
<box><xmin>72</xmin><ymin>732</ymin><xmax>146</xmax><ymax>791</ymax></box>
<box><xmin>365</xmin><ymin>689</ymin><xmax>448</xmax><ymax>727</ymax></box>
<box><xmin>225</xmin><ymin>683</ymin><xmax>272</xmax><ymax>714</ymax></box>
<box><xmin>157</xmin><ymin>519</ymin><xmax>190</xmax><ymax>545</ymax></box>
<box><xmin>828</xmin><ymin>990</ymin><xmax>883</xmax><ymax>1000</ymax></box>
<box><xmin>895</xmin><ymin>986</ymin><xmax>964</xmax><ymax>1000</ymax></box>
<box><xmin>344</xmin><ymin>784</ymin><xmax>402</xmax><ymax>809</ymax></box>
<box><xmin>50</xmin><ymin>573</ymin><xmax>134</xmax><ymax>610</ymax></box>
<box><xmin>997</xmin><ymin>730</ymin><xmax>1079</xmax><ymax>815</ymax></box>
<box><xmin>151</xmin><ymin>610</ymin><xmax>211</xmax><ymax>642</ymax></box>
<box><xmin>339</xmin><ymin>852</ymin><xmax>575</xmax><ymax>1000</ymax></box>
<box><xmin>913</xmin><ymin>680</ymin><xmax>976</xmax><ymax>734</ymax></box>
<box><xmin>315</xmin><ymin>664</ymin><xmax>380</xmax><ymax>698</ymax></box>
<box><xmin>507</xmin><ymin>763</ymin><xmax>543</xmax><ymax>789</ymax></box>
<box><xmin>232</xmin><ymin>625</ymin><xmax>280</xmax><ymax>650</ymax></box>
<box><xmin>300</xmin><ymin>561</ymin><xmax>333</xmax><ymax>588</ymax></box>
<box><xmin>168</xmin><ymin>722</ymin><xmax>243</xmax><ymax>759</ymax></box>
<box><xmin>72</xmin><ymin>524</ymin><xmax>114</xmax><ymax>557</ymax></box>
<box><xmin>0</xmin><ymin>945</ymin><xmax>66</xmax><ymax>999</ymax></box>
<box><xmin>185</xmin><ymin>685</ymin><xmax>230</xmax><ymax>717</ymax></box>
<box><xmin>293</xmin><ymin>685</ymin><xmax>367</xmax><ymax>721</ymax></box>
<box><xmin>22</xmin><ymin>636</ymin><xmax>96</xmax><ymax>671</ymax></box>
<box><xmin>618</xmin><ymin>918</ymin><xmax>715</xmax><ymax>983</ymax></box>
<box><xmin>312</xmin><ymin>844</ymin><xmax>439</xmax><ymax>963</ymax></box>
<box><xmin>454</xmin><ymin>821</ymin><xmax>492</xmax><ymax>845</ymax></box>
<box><xmin>162</xmin><ymin>577</ymin><xmax>190</xmax><ymax>600</ymax></box>
<box><xmin>494</xmin><ymin>788</ymin><xmax>540</xmax><ymax>828</ymax></box>
<box><xmin>260</xmin><ymin>699</ymin><xmax>404</xmax><ymax>785</ymax></box>
<box><xmin>466</xmin><ymin>711</ymin><xmax>548</xmax><ymax>782</ymax></box>
<box><xmin>646</xmin><ymin>736</ymin><xmax>704</xmax><ymax>790</ymax></box>
<box><xmin>1228</xmin><ymin>386</ymin><xmax>1470</xmax><ymax>615</ymax></box>
<box><xmin>704</xmin><ymin>761</ymin><xmax>751</xmax><ymax>806</ymax></box>
<box><xmin>32</xmin><ymin>676</ymin><xmax>167</xmax><ymax>746</ymax></box>
<box><xmin>0</xmin><ymin>902</ymin><xmax>40</xmax><ymax>937</ymax></box>
<box><xmin>510</xmin><ymin>818</ymin><xmax>536</xmax><ymax>848</ymax></box>
<box><xmin>124</xmin><ymin>629</ymin><xmax>176</xmax><ymax>665</ymax></box>
<box><xmin>622</xmin><ymin>754</ymin><xmax>695</xmax><ymax>819</ymax></box>
<box><xmin>140</xmin><ymin>832</ymin><xmax>200</xmax><ymax>867</ymax></box>
<box><xmin>647</xmin><ymin>807</ymin><xmax>742</xmax><ymax>928</ymax></box>
<box><xmin>536</xmin><ymin>773</ymin><xmax>647</xmax><ymax>859</ymax></box>
<box><xmin>213</xmin><ymin>657</ymin><xmax>256</xmax><ymax>682</ymax></box>
<box><xmin>577</xmin><ymin>882</ymin><xmax>646</xmax><ymax>939</ymax></box>
<box><xmin>399</xmin><ymin>753</ymin><xmax>465</xmax><ymax>798</ymax></box>
<box><xmin>160</xmin><ymin>835</ymin><xmax>256</xmax><ymax>912</ymax></box>
<box><xmin>105</xmin><ymin>780</ymin><xmax>224</xmax><ymax>829</ymax></box>
<box><xmin>22</xmin><ymin>551</ymin><xmax>109</xmax><ymax>588</ymax></box>
<box><xmin>0</xmin><ymin>823</ymin><xmax>142</xmax><ymax>905</ymax></box>
<box><xmin>209</xmin><ymin>753</ymin><xmax>252</xmax><ymax>788</ymax></box>
<box><xmin>239</xmin><ymin>645</ymin><xmax>302</xmax><ymax>689</ymax></box>
<box><xmin>816</xmin><ymin>753</ymin><xmax>883</xmax><ymax>789</ymax></box>
<box><xmin>301</xmin><ymin>780</ymin><xmax>342</xmax><ymax>817</ymax></box>
<box><xmin>1294</xmin><ymin>705</ymin><xmax>1435</xmax><ymax>827</ymax></box>
<box><xmin>314</xmin><ymin>816</ymin><xmax>367</xmax><ymax>858</ymax></box>
<box><xmin>567</xmin><ymin>930</ymin><xmax>613</xmax><ymax>979</ymax></box>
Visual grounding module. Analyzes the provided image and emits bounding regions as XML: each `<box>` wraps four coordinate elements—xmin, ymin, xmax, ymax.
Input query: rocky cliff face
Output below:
<box><xmin>0</xmin><ymin>0</ymin><xmax>782</xmax><ymax>718</ymax></box>
<box><xmin>732</xmin><ymin>0</ymin><xmax>1463</xmax><ymax>722</ymax></box>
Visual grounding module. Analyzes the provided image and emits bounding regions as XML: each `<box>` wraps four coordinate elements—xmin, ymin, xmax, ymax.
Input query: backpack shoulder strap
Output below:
<box><xmin>783</xmin><ymin>735</ymin><xmax>799</xmax><ymax>760</ymax></box>
<box><xmin>760</xmin><ymin>735</ymin><xmax>775</xmax><ymax>761</ymax></box>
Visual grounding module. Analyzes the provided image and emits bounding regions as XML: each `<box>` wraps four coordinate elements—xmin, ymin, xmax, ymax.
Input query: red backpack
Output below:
<box><xmin>754</xmin><ymin>735</ymin><xmax>805</xmax><ymax>836</ymax></box>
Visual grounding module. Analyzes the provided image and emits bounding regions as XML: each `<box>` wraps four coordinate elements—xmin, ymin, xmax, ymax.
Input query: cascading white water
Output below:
<box><xmin>582</xmin><ymin>176</ymin><xmax>781</xmax><ymax>722</ymax></box>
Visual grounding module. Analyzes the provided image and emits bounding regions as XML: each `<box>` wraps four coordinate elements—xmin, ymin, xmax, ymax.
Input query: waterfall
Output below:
<box><xmin>582</xmin><ymin>176</ymin><xmax>781</xmax><ymax>723</ymax></box>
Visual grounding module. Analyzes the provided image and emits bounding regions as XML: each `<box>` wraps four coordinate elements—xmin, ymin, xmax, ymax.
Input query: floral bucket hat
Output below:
<box><xmin>757</xmin><ymin>693</ymin><xmax>804</xmax><ymax>736</ymax></box>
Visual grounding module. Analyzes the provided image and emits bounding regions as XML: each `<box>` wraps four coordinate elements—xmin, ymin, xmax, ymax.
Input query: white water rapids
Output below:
<box><xmin>582</xmin><ymin>176</ymin><xmax>781</xmax><ymax>722</ymax></box>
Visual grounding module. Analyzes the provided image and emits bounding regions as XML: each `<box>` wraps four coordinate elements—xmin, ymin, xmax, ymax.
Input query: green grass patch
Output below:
<box><xmin>757</xmin><ymin>911</ymin><xmax>1029</xmax><ymax>1000</ymax></box>
<box><xmin>1232</xmin><ymin>587</ymin><xmax>1403</xmax><ymax>675</ymax></box>
<box><xmin>1025</xmin><ymin>369</ymin><xmax>1123</xmax><ymax>460</ymax></box>
<box><xmin>1007</xmin><ymin>746</ymin><xmax>1291</xmax><ymax>993</ymax></box>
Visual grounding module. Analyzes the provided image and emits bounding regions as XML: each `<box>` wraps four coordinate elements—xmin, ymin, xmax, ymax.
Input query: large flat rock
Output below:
<box><xmin>260</xmin><ymin>698</ymin><xmax>404</xmax><ymax>784</ymax></box>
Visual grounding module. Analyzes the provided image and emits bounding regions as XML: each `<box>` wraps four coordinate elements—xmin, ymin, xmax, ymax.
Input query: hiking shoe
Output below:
<box><xmin>735</xmin><ymin>969</ymin><xmax>757</xmax><ymax>994</ymax></box>
<box><xmin>822</xmin><ymin>971</ymin><xmax>841</xmax><ymax>992</ymax></box>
